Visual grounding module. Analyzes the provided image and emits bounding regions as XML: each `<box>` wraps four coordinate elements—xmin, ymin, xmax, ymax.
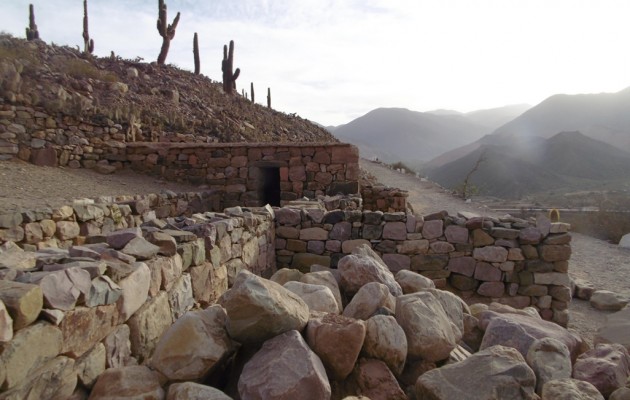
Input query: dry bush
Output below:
<box><xmin>59</xmin><ymin>58</ymin><xmax>118</xmax><ymax>82</ymax></box>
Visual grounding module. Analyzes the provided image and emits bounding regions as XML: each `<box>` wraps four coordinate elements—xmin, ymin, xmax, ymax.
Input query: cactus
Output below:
<box><xmin>25</xmin><ymin>4</ymin><xmax>39</xmax><ymax>41</ymax></box>
<box><xmin>82</xmin><ymin>0</ymin><xmax>94</xmax><ymax>54</ymax></box>
<box><xmin>221</xmin><ymin>40</ymin><xmax>240</xmax><ymax>94</ymax></box>
<box><xmin>250</xmin><ymin>82</ymin><xmax>255</xmax><ymax>103</ymax></box>
<box><xmin>267</xmin><ymin>87</ymin><xmax>271</xmax><ymax>108</ymax></box>
<box><xmin>156</xmin><ymin>0</ymin><xmax>180</xmax><ymax>65</ymax></box>
<box><xmin>193</xmin><ymin>32</ymin><xmax>200</xmax><ymax>74</ymax></box>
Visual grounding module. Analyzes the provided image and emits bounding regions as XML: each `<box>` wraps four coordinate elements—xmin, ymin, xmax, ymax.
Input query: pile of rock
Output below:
<box><xmin>82</xmin><ymin>245</ymin><xmax>630</xmax><ymax>398</ymax></box>
<box><xmin>0</xmin><ymin>207</ymin><xmax>274</xmax><ymax>398</ymax></box>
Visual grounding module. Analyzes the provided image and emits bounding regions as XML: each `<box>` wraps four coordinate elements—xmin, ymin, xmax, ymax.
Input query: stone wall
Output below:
<box><xmin>274</xmin><ymin>206</ymin><xmax>572</xmax><ymax>326</ymax></box>
<box><xmin>0</xmin><ymin>104</ymin><xmax>360</xmax><ymax>209</ymax></box>
<box><xmin>0</xmin><ymin>197</ymin><xmax>275</xmax><ymax>397</ymax></box>
<box><xmin>361</xmin><ymin>185</ymin><xmax>409</xmax><ymax>212</ymax></box>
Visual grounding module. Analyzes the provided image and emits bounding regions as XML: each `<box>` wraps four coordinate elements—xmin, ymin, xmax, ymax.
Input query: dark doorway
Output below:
<box><xmin>259</xmin><ymin>167</ymin><xmax>281</xmax><ymax>206</ymax></box>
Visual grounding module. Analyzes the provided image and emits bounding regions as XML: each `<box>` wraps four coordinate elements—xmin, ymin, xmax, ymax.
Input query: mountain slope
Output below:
<box><xmin>331</xmin><ymin>107</ymin><xmax>489</xmax><ymax>167</ymax></box>
<box><xmin>0</xmin><ymin>33</ymin><xmax>336</xmax><ymax>144</ymax></box>
<box><xmin>493</xmin><ymin>88</ymin><xmax>630</xmax><ymax>150</ymax></box>
<box><xmin>427</xmin><ymin>131</ymin><xmax>630</xmax><ymax>199</ymax></box>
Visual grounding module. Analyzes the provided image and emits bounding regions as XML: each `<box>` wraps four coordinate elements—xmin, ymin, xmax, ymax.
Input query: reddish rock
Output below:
<box><xmin>238</xmin><ymin>330</ymin><xmax>331</xmax><ymax>399</ymax></box>
<box><xmin>349</xmin><ymin>358</ymin><xmax>406</xmax><ymax>400</ymax></box>
<box><xmin>474</xmin><ymin>262</ymin><xmax>502</xmax><ymax>281</ymax></box>
<box><xmin>446</xmin><ymin>256</ymin><xmax>476</xmax><ymax>277</ymax></box>
<box><xmin>362</xmin><ymin>315</ymin><xmax>407</xmax><ymax>375</ymax></box>
<box><xmin>382</xmin><ymin>221</ymin><xmax>407</xmax><ymax>241</ymax></box>
<box><xmin>338</xmin><ymin>245</ymin><xmax>402</xmax><ymax>296</ymax></box>
<box><xmin>477</xmin><ymin>282</ymin><xmax>505</xmax><ymax>297</ymax></box>
<box><xmin>422</xmin><ymin>219</ymin><xmax>444</xmax><ymax>240</ymax></box>
<box><xmin>343</xmin><ymin>282</ymin><xmax>396</xmax><ymax>320</ymax></box>
<box><xmin>306</xmin><ymin>313</ymin><xmax>366</xmax><ymax>380</ymax></box>
<box><xmin>382</xmin><ymin>253</ymin><xmax>411</xmax><ymax>273</ymax></box>
<box><xmin>89</xmin><ymin>365</ymin><xmax>165</xmax><ymax>400</ymax></box>
<box><xmin>519</xmin><ymin>227</ymin><xmax>543</xmax><ymax>244</ymax></box>
<box><xmin>473</xmin><ymin>246</ymin><xmax>508</xmax><ymax>263</ymax></box>
<box><xmin>445</xmin><ymin>225</ymin><xmax>468</xmax><ymax>244</ymax></box>
<box><xmin>541</xmin><ymin>378</ymin><xmax>604</xmax><ymax>400</ymax></box>
<box><xmin>573</xmin><ymin>343</ymin><xmax>630</xmax><ymax>397</ymax></box>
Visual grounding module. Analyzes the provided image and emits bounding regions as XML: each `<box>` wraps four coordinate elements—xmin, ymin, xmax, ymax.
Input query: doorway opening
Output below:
<box><xmin>259</xmin><ymin>167</ymin><xmax>281</xmax><ymax>206</ymax></box>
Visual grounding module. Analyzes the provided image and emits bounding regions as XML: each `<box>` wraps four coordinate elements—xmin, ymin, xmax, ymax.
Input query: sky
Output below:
<box><xmin>2</xmin><ymin>0</ymin><xmax>630</xmax><ymax>126</ymax></box>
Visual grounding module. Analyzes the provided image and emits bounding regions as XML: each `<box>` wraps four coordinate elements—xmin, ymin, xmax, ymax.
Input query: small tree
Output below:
<box><xmin>82</xmin><ymin>0</ymin><xmax>94</xmax><ymax>55</ymax></box>
<box><xmin>25</xmin><ymin>4</ymin><xmax>39</xmax><ymax>41</ymax></box>
<box><xmin>459</xmin><ymin>150</ymin><xmax>486</xmax><ymax>199</ymax></box>
<box><xmin>156</xmin><ymin>0</ymin><xmax>180</xmax><ymax>65</ymax></box>
<box><xmin>221</xmin><ymin>40</ymin><xmax>240</xmax><ymax>94</ymax></box>
<box><xmin>193</xmin><ymin>32</ymin><xmax>200</xmax><ymax>74</ymax></box>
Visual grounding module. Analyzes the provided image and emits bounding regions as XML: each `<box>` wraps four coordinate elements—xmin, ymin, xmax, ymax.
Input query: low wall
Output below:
<box><xmin>274</xmin><ymin>207</ymin><xmax>572</xmax><ymax>326</ymax></box>
<box><xmin>360</xmin><ymin>185</ymin><xmax>409</xmax><ymax>213</ymax></box>
<box><xmin>0</xmin><ymin>196</ymin><xmax>274</xmax><ymax>397</ymax></box>
<box><xmin>0</xmin><ymin>104</ymin><xmax>360</xmax><ymax>209</ymax></box>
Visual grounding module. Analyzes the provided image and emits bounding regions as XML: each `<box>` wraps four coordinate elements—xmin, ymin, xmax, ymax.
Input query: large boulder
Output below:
<box><xmin>284</xmin><ymin>281</ymin><xmax>339</xmax><ymax>314</ymax></box>
<box><xmin>218</xmin><ymin>270</ymin><xmax>309</xmax><ymax>344</ymax></box>
<box><xmin>89</xmin><ymin>365</ymin><xmax>165</xmax><ymax>399</ymax></box>
<box><xmin>394</xmin><ymin>269</ymin><xmax>435</xmax><ymax>294</ymax></box>
<box><xmin>479</xmin><ymin>310</ymin><xmax>585</xmax><ymax>361</ymax></box>
<box><xmin>590</xmin><ymin>290</ymin><xmax>629</xmax><ymax>312</ymax></box>
<box><xmin>395</xmin><ymin>292</ymin><xmax>460</xmax><ymax>362</ymax></box>
<box><xmin>573</xmin><ymin>343</ymin><xmax>630</xmax><ymax>397</ymax></box>
<box><xmin>541</xmin><ymin>378</ymin><xmax>604</xmax><ymax>400</ymax></box>
<box><xmin>238</xmin><ymin>330</ymin><xmax>331</xmax><ymax>400</ymax></box>
<box><xmin>305</xmin><ymin>313</ymin><xmax>366</xmax><ymax>380</ymax></box>
<box><xmin>526</xmin><ymin>337</ymin><xmax>572</xmax><ymax>394</ymax></box>
<box><xmin>338</xmin><ymin>244</ymin><xmax>402</xmax><ymax>296</ymax></box>
<box><xmin>343</xmin><ymin>282</ymin><xmax>396</xmax><ymax>320</ymax></box>
<box><xmin>362</xmin><ymin>315</ymin><xmax>407</xmax><ymax>375</ymax></box>
<box><xmin>415</xmin><ymin>345</ymin><xmax>538</xmax><ymax>400</ymax></box>
<box><xmin>347</xmin><ymin>358</ymin><xmax>407</xmax><ymax>400</ymax></box>
<box><xmin>150</xmin><ymin>305</ymin><xmax>235</xmax><ymax>382</ymax></box>
<box><xmin>301</xmin><ymin>271</ymin><xmax>343</xmax><ymax>313</ymax></box>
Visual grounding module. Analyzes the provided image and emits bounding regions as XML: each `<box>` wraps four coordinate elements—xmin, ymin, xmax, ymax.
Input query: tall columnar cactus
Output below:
<box><xmin>82</xmin><ymin>0</ymin><xmax>94</xmax><ymax>54</ymax></box>
<box><xmin>25</xmin><ymin>4</ymin><xmax>39</xmax><ymax>41</ymax></box>
<box><xmin>267</xmin><ymin>87</ymin><xmax>271</xmax><ymax>108</ymax></box>
<box><xmin>156</xmin><ymin>0</ymin><xmax>180</xmax><ymax>65</ymax></box>
<box><xmin>250</xmin><ymin>82</ymin><xmax>255</xmax><ymax>103</ymax></box>
<box><xmin>193</xmin><ymin>32</ymin><xmax>200</xmax><ymax>74</ymax></box>
<box><xmin>221</xmin><ymin>40</ymin><xmax>240</xmax><ymax>94</ymax></box>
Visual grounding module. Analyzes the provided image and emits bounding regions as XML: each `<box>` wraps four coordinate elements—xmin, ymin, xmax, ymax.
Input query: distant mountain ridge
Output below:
<box><xmin>330</xmin><ymin>104</ymin><xmax>528</xmax><ymax>168</ymax></box>
<box><xmin>426</xmin><ymin>131</ymin><xmax>630</xmax><ymax>199</ymax></box>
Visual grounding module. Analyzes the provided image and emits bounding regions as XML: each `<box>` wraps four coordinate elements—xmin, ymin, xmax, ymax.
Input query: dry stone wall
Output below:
<box><xmin>0</xmin><ymin>194</ymin><xmax>275</xmax><ymax>398</ymax></box>
<box><xmin>0</xmin><ymin>104</ymin><xmax>360</xmax><ymax>209</ymax></box>
<box><xmin>274</xmin><ymin>206</ymin><xmax>572</xmax><ymax>326</ymax></box>
<box><xmin>361</xmin><ymin>185</ymin><xmax>409</xmax><ymax>213</ymax></box>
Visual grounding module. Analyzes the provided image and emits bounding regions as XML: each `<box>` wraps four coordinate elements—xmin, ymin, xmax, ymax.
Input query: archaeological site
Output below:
<box><xmin>1</xmin><ymin>9</ymin><xmax>629</xmax><ymax>400</ymax></box>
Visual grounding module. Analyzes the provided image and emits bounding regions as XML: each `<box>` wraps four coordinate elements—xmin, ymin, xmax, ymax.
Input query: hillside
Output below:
<box><xmin>331</xmin><ymin>107</ymin><xmax>489</xmax><ymax>168</ymax></box>
<box><xmin>493</xmin><ymin>87</ymin><xmax>630</xmax><ymax>150</ymax></box>
<box><xmin>0</xmin><ymin>34</ymin><xmax>336</xmax><ymax>144</ymax></box>
<box><xmin>427</xmin><ymin>131</ymin><xmax>630</xmax><ymax>199</ymax></box>
<box><xmin>426</xmin><ymin>87</ymin><xmax>630</xmax><ymax>169</ymax></box>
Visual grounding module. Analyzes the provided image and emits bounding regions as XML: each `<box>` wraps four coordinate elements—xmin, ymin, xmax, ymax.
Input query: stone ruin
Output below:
<box><xmin>0</xmin><ymin>105</ymin><xmax>629</xmax><ymax>399</ymax></box>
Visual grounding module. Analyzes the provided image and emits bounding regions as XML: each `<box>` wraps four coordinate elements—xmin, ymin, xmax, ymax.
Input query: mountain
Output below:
<box><xmin>427</xmin><ymin>131</ymin><xmax>630</xmax><ymax>199</ymax></box>
<box><xmin>331</xmin><ymin>108</ymin><xmax>490</xmax><ymax>168</ymax></box>
<box><xmin>464</xmin><ymin>104</ymin><xmax>531</xmax><ymax>130</ymax></box>
<box><xmin>426</xmin><ymin>88</ymin><xmax>630</xmax><ymax>169</ymax></box>
<box><xmin>493</xmin><ymin>88</ymin><xmax>630</xmax><ymax>149</ymax></box>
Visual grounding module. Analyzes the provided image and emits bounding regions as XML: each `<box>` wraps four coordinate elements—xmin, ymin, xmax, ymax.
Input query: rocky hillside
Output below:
<box><xmin>0</xmin><ymin>33</ymin><xmax>336</xmax><ymax>144</ymax></box>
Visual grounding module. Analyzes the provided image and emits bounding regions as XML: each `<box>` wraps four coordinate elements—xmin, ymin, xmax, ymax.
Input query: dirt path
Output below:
<box><xmin>0</xmin><ymin>159</ymin><xmax>200</xmax><ymax>212</ymax></box>
<box><xmin>362</xmin><ymin>159</ymin><xmax>630</xmax><ymax>344</ymax></box>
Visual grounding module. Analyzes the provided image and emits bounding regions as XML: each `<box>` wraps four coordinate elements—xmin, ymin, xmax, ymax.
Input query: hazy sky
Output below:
<box><xmin>2</xmin><ymin>0</ymin><xmax>630</xmax><ymax>125</ymax></box>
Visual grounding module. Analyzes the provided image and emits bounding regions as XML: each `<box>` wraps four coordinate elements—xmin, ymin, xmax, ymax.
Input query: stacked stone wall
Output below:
<box><xmin>0</xmin><ymin>104</ymin><xmax>360</xmax><ymax>208</ymax></box>
<box><xmin>0</xmin><ymin>195</ymin><xmax>275</xmax><ymax>397</ymax></box>
<box><xmin>274</xmin><ymin>207</ymin><xmax>572</xmax><ymax>325</ymax></box>
<box><xmin>360</xmin><ymin>185</ymin><xmax>409</xmax><ymax>212</ymax></box>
